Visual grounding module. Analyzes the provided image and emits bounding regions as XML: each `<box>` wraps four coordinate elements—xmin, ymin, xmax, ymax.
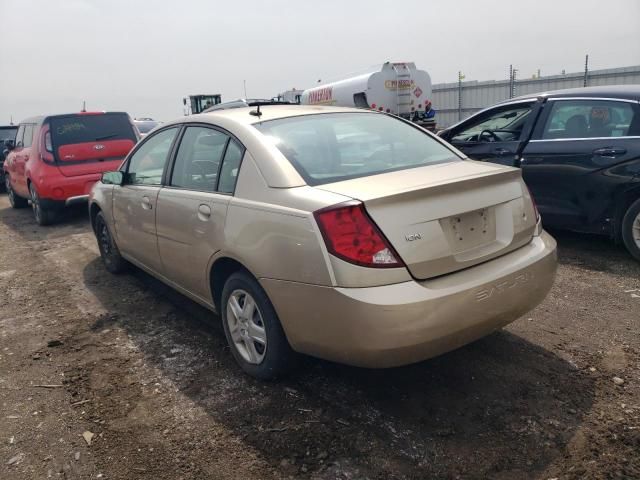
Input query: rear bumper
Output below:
<box><xmin>261</xmin><ymin>231</ymin><xmax>557</xmax><ymax>368</ymax></box>
<box><xmin>65</xmin><ymin>195</ymin><xmax>90</xmax><ymax>206</ymax></box>
<box><xmin>35</xmin><ymin>171</ymin><xmax>101</xmax><ymax>204</ymax></box>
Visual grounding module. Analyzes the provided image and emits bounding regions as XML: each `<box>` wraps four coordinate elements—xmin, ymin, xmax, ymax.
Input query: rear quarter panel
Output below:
<box><xmin>219</xmin><ymin>152</ymin><xmax>334</xmax><ymax>286</ymax></box>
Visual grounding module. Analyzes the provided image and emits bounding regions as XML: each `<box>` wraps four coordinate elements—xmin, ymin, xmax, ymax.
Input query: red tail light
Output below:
<box><xmin>314</xmin><ymin>202</ymin><xmax>404</xmax><ymax>268</ymax></box>
<box><xmin>39</xmin><ymin>124</ymin><xmax>55</xmax><ymax>164</ymax></box>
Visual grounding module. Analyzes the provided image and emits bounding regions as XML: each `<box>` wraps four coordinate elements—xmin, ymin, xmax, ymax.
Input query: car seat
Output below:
<box><xmin>564</xmin><ymin>115</ymin><xmax>588</xmax><ymax>138</ymax></box>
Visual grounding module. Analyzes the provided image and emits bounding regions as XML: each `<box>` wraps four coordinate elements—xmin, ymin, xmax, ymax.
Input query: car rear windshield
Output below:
<box><xmin>0</xmin><ymin>127</ymin><xmax>17</xmax><ymax>142</ymax></box>
<box><xmin>50</xmin><ymin>113</ymin><xmax>137</xmax><ymax>147</ymax></box>
<box><xmin>255</xmin><ymin>113</ymin><xmax>459</xmax><ymax>185</ymax></box>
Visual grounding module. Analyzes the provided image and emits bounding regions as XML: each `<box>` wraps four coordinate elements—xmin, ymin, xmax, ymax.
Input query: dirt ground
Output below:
<box><xmin>0</xmin><ymin>195</ymin><xmax>638</xmax><ymax>480</ymax></box>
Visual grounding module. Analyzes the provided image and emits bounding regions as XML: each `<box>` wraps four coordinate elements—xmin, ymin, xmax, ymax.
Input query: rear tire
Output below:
<box><xmin>621</xmin><ymin>198</ymin><xmax>640</xmax><ymax>261</ymax></box>
<box><xmin>5</xmin><ymin>176</ymin><xmax>28</xmax><ymax>208</ymax></box>
<box><xmin>29</xmin><ymin>183</ymin><xmax>57</xmax><ymax>226</ymax></box>
<box><xmin>95</xmin><ymin>211</ymin><xmax>128</xmax><ymax>274</ymax></box>
<box><xmin>221</xmin><ymin>271</ymin><xmax>295</xmax><ymax>380</ymax></box>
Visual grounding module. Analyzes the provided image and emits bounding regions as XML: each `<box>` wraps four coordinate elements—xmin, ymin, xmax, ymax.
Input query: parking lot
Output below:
<box><xmin>0</xmin><ymin>195</ymin><xmax>638</xmax><ymax>479</ymax></box>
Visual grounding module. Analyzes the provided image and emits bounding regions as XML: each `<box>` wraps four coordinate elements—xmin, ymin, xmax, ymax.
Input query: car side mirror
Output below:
<box><xmin>101</xmin><ymin>171</ymin><xmax>124</xmax><ymax>186</ymax></box>
<box><xmin>4</xmin><ymin>139</ymin><xmax>15</xmax><ymax>151</ymax></box>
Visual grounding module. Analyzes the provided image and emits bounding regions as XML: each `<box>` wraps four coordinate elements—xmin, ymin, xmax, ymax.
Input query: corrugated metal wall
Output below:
<box><xmin>432</xmin><ymin>65</ymin><xmax>640</xmax><ymax>128</ymax></box>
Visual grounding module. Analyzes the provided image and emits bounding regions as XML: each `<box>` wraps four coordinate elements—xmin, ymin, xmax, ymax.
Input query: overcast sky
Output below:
<box><xmin>1</xmin><ymin>0</ymin><xmax>639</xmax><ymax>123</ymax></box>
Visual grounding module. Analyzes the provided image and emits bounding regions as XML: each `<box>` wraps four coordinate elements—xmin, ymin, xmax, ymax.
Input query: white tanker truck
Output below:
<box><xmin>300</xmin><ymin>62</ymin><xmax>436</xmax><ymax>130</ymax></box>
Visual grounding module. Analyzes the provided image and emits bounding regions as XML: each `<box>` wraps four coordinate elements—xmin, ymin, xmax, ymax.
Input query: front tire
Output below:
<box><xmin>95</xmin><ymin>211</ymin><xmax>128</xmax><ymax>274</ymax></box>
<box><xmin>29</xmin><ymin>183</ymin><xmax>57</xmax><ymax>226</ymax></box>
<box><xmin>221</xmin><ymin>271</ymin><xmax>295</xmax><ymax>380</ymax></box>
<box><xmin>621</xmin><ymin>198</ymin><xmax>640</xmax><ymax>261</ymax></box>
<box><xmin>5</xmin><ymin>176</ymin><xmax>28</xmax><ymax>208</ymax></box>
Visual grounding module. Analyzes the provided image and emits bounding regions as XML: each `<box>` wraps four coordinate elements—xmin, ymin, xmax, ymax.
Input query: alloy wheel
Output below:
<box><xmin>30</xmin><ymin>185</ymin><xmax>41</xmax><ymax>223</ymax></box>
<box><xmin>98</xmin><ymin>221</ymin><xmax>112</xmax><ymax>257</ymax></box>
<box><xmin>6</xmin><ymin>177</ymin><xmax>14</xmax><ymax>204</ymax></box>
<box><xmin>633</xmin><ymin>211</ymin><xmax>640</xmax><ymax>250</ymax></box>
<box><xmin>226</xmin><ymin>289</ymin><xmax>267</xmax><ymax>365</ymax></box>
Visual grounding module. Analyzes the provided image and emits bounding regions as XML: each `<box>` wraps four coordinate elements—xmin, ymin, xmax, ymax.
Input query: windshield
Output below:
<box><xmin>255</xmin><ymin>113</ymin><xmax>459</xmax><ymax>185</ymax></box>
<box><xmin>50</xmin><ymin>113</ymin><xmax>137</xmax><ymax>147</ymax></box>
<box><xmin>0</xmin><ymin>127</ymin><xmax>18</xmax><ymax>142</ymax></box>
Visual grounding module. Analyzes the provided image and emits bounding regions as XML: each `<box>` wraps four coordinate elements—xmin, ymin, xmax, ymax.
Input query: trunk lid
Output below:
<box><xmin>317</xmin><ymin>160</ymin><xmax>537</xmax><ymax>279</ymax></box>
<box><xmin>50</xmin><ymin>113</ymin><xmax>137</xmax><ymax>177</ymax></box>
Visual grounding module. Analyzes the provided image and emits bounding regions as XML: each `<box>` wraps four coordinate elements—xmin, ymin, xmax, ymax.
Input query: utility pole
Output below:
<box><xmin>457</xmin><ymin>71</ymin><xmax>464</xmax><ymax>121</ymax></box>
<box><xmin>509</xmin><ymin>65</ymin><xmax>518</xmax><ymax>98</ymax></box>
<box><xmin>583</xmin><ymin>54</ymin><xmax>589</xmax><ymax>87</ymax></box>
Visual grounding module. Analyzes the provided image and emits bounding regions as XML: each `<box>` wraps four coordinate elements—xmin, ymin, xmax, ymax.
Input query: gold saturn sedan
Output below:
<box><xmin>89</xmin><ymin>105</ymin><xmax>557</xmax><ymax>379</ymax></box>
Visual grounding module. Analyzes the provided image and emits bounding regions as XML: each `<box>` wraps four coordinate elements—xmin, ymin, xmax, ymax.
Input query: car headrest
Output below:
<box><xmin>197</xmin><ymin>134</ymin><xmax>227</xmax><ymax>147</ymax></box>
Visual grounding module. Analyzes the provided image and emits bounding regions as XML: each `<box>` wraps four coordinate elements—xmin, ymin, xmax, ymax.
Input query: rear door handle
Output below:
<box><xmin>197</xmin><ymin>204</ymin><xmax>211</xmax><ymax>220</ymax></box>
<box><xmin>141</xmin><ymin>196</ymin><xmax>152</xmax><ymax>210</ymax></box>
<box><xmin>593</xmin><ymin>147</ymin><xmax>626</xmax><ymax>157</ymax></box>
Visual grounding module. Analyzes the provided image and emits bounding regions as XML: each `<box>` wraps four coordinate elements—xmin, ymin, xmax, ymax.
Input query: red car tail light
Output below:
<box><xmin>314</xmin><ymin>202</ymin><xmax>404</xmax><ymax>268</ymax></box>
<box><xmin>39</xmin><ymin>124</ymin><xmax>54</xmax><ymax>164</ymax></box>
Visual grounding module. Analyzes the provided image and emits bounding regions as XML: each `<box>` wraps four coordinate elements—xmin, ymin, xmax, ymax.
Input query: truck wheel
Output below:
<box><xmin>95</xmin><ymin>211</ymin><xmax>128</xmax><ymax>274</ymax></box>
<box><xmin>29</xmin><ymin>183</ymin><xmax>56</xmax><ymax>226</ymax></box>
<box><xmin>5</xmin><ymin>176</ymin><xmax>28</xmax><ymax>208</ymax></box>
<box><xmin>621</xmin><ymin>198</ymin><xmax>640</xmax><ymax>261</ymax></box>
<box><xmin>221</xmin><ymin>271</ymin><xmax>295</xmax><ymax>380</ymax></box>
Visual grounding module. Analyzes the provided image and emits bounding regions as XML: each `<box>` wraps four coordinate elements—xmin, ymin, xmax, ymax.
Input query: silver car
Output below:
<box><xmin>89</xmin><ymin>105</ymin><xmax>557</xmax><ymax>379</ymax></box>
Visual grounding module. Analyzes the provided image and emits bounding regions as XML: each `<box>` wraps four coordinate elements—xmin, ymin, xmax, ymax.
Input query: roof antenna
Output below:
<box><xmin>9</xmin><ymin>115</ymin><xmax>14</xmax><ymax>126</ymax></box>
<box><xmin>81</xmin><ymin>100</ymin><xmax>87</xmax><ymax>113</ymax></box>
<box><xmin>250</xmin><ymin>104</ymin><xmax>262</xmax><ymax>118</ymax></box>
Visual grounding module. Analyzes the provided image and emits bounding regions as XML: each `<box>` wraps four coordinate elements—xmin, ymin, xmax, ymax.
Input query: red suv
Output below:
<box><xmin>3</xmin><ymin>112</ymin><xmax>138</xmax><ymax>225</ymax></box>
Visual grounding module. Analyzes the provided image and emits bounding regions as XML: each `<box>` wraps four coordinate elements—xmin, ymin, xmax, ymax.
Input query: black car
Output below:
<box><xmin>438</xmin><ymin>85</ymin><xmax>640</xmax><ymax>260</ymax></box>
<box><xmin>0</xmin><ymin>125</ymin><xmax>18</xmax><ymax>192</ymax></box>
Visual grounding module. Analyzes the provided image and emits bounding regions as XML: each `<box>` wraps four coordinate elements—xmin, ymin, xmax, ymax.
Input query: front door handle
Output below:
<box><xmin>593</xmin><ymin>147</ymin><xmax>626</xmax><ymax>157</ymax></box>
<box><xmin>141</xmin><ymin>196</ymin><xmax>152</xmax><ymax>210</ymax></box>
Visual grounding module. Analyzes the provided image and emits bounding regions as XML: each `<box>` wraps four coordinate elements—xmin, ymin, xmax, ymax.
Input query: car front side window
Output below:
<box><xmin>541</xmin><ymin>99</ymin><xmax>638</xmax><ymax>140</ymax></box>
<box><xmin>126</xmin><ymin>127</ymin><xmax>179</xmax><ymax>185</ymax></box>
<box><xmin>451</xmin><ymin>103</ymin><xmax>534</xmax><ymax>143</ymax></box>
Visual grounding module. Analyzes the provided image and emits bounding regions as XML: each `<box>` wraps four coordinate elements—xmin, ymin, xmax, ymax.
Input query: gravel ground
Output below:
<box><xmin>0</xmin><ymin>195</ymin><xmax>638</xmax><ymax>480</ymax></box>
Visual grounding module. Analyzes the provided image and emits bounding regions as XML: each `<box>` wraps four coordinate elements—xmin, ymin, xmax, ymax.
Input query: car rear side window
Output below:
<box><xmin>171</xmin><ymin>126</ymin><xmax>228</xmax><ymax>192</ymax></box>
<box><xmin>126</xmin><ymin>127</ymin><xmax>179</xmax><ymax>185</ymax></box>
<box><xmin>541</xmin><ymin>100</ymin><xmax>638</xmax><ymax>139</ymax></box>
<box><xmin>218</xmin><ymin>139</ymin><xmax>244</xmax><ymax>194</ymax></box>
<box><xmin>14</xmin><ymin>125</ymin><xmax>25</xmax><ymax>147</ymax></box>
<box><xmin>255</xmin><ymin>113</ymin><xmax>458</xmax><ymax>185</ymax></box>
<box><xmin>50</xmin><ymin>114</ymin><xmax>137</xmax><ymax>147</ymax></box>
<box><xmin>22</xmin><ymin>125</ymin><xmax>35</xmax><ymax>148</ymax></box>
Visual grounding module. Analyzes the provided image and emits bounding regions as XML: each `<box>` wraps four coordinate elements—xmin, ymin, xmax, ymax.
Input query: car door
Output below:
<box><xmin>156</xmin><ymin>125</ymin><xmax>245</xmax><ymax>300</ymax></box>
<box><xmin>112</xmin><ymin>127</ymin><xmax>180</xmax><ymax>273</ymax></box>
<box><xmin>6</xmin><ymin>125</ymin><xmax>26</xmax><ymax>195</ymax></box>
<box><xmin>442</xmin><ymin>100</ymin><xmax>541</xmax><ymax>166</ymax></box>
<box><xmin>520</xmin><ymin>97</ymin><xmax>640</xmax><ymax>231</ymax></box>
<box><xmin>15</xmin><ymin>124</ymin><xmax>35</xmax><ymax>195</ymax></box>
